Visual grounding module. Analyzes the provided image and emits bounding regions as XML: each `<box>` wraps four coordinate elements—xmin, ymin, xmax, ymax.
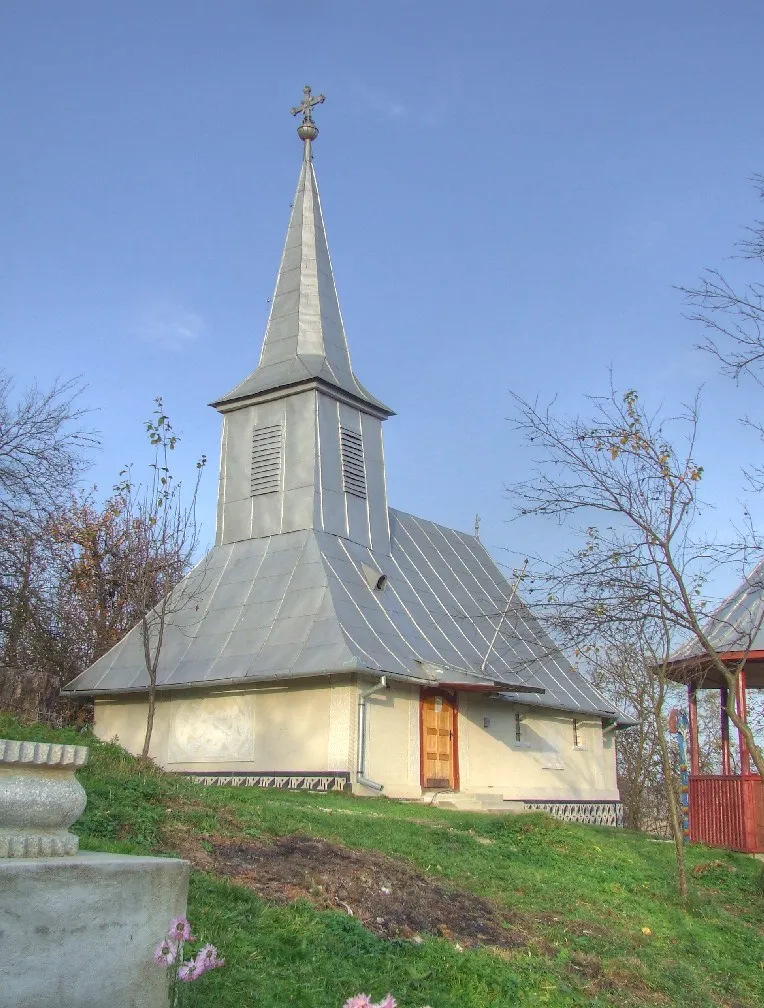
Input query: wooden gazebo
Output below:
<box><xmin>666</xmin><ymin>567</ymin><xmax>764</xmax><ymax>854</ymax></box>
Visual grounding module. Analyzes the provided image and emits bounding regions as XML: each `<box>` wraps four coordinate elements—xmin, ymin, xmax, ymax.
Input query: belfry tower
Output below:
<box><xmin>211</xmin><ymin>86</ymin><xmax>394</xmax><ymax>555</ymax></box>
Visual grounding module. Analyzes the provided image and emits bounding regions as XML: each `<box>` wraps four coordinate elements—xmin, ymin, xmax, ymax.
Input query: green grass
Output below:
<box><xmin>4</xmin><ymin>715</ymin><xmax>763</xmax><ymax>1008</ymax></box>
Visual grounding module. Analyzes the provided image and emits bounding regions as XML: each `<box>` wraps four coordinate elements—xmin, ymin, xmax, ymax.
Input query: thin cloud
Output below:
<box><xmin>353</xmin><ymin>83</ymin><xmax>409</xmax><ymax>122</ymax></box>
<box><xmin>135</xmin><ymin>302</ymin><xmax>204</xmax><ymax>351</ymax></box>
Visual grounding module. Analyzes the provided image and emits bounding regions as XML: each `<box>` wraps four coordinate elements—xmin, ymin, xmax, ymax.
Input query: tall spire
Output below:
<box><xmin>213</xmin><ymin>87</ymin><xmax>392</xmax><ymax>416</ymax></box>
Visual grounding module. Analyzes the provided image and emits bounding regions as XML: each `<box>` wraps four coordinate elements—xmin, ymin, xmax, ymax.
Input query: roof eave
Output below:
<box><xmin>61</xmin><ymin>666</ymin><xmax>367</xmax><ymax>697</ymax></box>
<box><xmin>210</xmin><ymin>376</ymin><xmax>394</xmax><ymax>420</ymax></box>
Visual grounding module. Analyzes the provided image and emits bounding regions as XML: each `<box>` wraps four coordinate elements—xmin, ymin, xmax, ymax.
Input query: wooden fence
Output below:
<box><xmin>688</xmin><ymin>774</ymin><xmax>764</xmax><ymax>853</ymax></box>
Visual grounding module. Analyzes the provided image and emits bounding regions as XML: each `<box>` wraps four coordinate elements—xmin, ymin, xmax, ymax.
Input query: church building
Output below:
<box><xmin>66</xmin><ymin>89</ymin><xmax>626</xmax><ymax>822</ymax></box>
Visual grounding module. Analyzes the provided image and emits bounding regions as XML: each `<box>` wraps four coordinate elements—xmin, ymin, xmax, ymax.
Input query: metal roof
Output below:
<box><xmin>667</xmin><ymin>559</ymin><xmax>764</xmax><ymax>688</ymax></box>
<box><xmin>64</xmin><ymin>510</ymin><xmax>623</xmax><ymax>721</ymax></box>
<box><xmin>211</xmin><ymin>148</ymin><xmax>392</xmax><ymax>416</ymax></box>
<box><xmin>671</xmin><ymin>559</ymin><xmax>764</xmax><ymax>660</ymax></box>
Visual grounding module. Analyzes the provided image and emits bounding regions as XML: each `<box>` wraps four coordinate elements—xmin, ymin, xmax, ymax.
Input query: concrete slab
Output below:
<box><xmin>0</xmin><ymin>851</ymin><xmax>190</xmax><ymax>1008</ymax></box>
<box><xmin>429</xmin><ymin>793</ymin><xmax>527</xmax><ymax>814</ymax></box>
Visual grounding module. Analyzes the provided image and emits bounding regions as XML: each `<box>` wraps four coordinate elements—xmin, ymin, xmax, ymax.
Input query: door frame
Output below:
<box><xmin>419</xmin><ymin>688</ymin><xmax>460</xmax><ymax>791</ymax></box>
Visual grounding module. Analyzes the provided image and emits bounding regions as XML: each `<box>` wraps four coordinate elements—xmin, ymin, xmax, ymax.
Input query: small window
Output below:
<box><xmin>573</xmin><ymin>718</ymin><xmax>582</xmax><ymax>748</ymax></box>
<box><xmin>251</xmin><ymin>424</ymin><xmax>282</xmax><ymax>496</ymax></box>
<box><xmin>515</xmin><ymin>711</ymin><xmax>522</xmax><ymax>743</ymax></box>
<box><xmin>340</xmin><ymin>426</ymin><xmax>367</xmax><ymax>498</ymax></box>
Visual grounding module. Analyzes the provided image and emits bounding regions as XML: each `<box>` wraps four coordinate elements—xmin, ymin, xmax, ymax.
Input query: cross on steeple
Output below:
<box><xmin>291</xmin><ymin>85</ymin><xmax>325</xmax><ymax>156</ymax></box>
<box><xmin>291</xmin><ymin>84</ymin><xmax>325</xmax><ymax>124</ymax></box>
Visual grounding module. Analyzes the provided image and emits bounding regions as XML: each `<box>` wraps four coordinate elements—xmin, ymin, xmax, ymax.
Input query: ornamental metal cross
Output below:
<box><xmin>291</xmin><ymin>85</ymin><xmax>325</xmax><ymax>123</ymax></box>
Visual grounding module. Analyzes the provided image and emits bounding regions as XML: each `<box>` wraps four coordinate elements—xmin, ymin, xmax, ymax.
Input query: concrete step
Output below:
<box><xmin>429</xmin><ymin>792</ymin><xmax>525</xmax><ymax>815</ymax></box>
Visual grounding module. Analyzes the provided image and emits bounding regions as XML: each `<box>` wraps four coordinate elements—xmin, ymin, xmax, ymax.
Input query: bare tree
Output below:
<box><xmin>681</xmin><ymin>175</ymin><xmax>764</xmax><ymax>382</ymax></box>
<box><xmin>508</xmin><ymin>384</ymin><xmax>764</xmax><ymax>898</ymax></box>
<box><xmin>587</xmin><ymin>643</ymin><xmax>668</xmax><ymax>833</ymax></box>
<box><xmin>0</xmin><ymin>531</ymin><xmax>47</xmax><ymax>670</ymax></box>
<box><xmin>0</xmin><ymin>371</ymin><xmax>95</xmax><ymax>526</ymax></box>
<box><xmin>0</xmin><ymin>371</ymin><xmax>96</xmax><ymax>692</ymax></box>
<box><xmin>510</xmin><ymin>385</ymin><xmax>763</xmax><ymax>779</ymax></box>
<box><xmin>682</xmin><ymin>174</ymin><xmax>764</xmax><ymax>490</ymax></box>
<box><xmin>45</xmin><ymin>488</ymin><xmax>191</xmax><ymax>676</ymax></box>
<box><xmin>0</xmin><ymin>379</ymin><xmax>209</xmax><ymax>739</ymax></box>
<box><xmin>112</xmin><ymin>399</ymin><xmax>206</xmax><ymax>759</ymax></box>
<box><xmin>681</xmin><ymin>173</ymin><xmax>764</xmax><ymax>749</ymax></box>
<box><xmin>556</xmin><ymin>565</ymin><xmax>690</xmax><ymax>895</ymax></box>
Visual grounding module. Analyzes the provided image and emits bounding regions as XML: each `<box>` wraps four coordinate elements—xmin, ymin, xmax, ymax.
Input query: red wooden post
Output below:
<box><xmin>735</xmin><ymin>666</ymin><xmax>750</xmax><ymax>776</ymax></box>
<box><xmin>720</xmin><ymin>685</ymin><xmax>731</xmax><ymax>776</ymax></box>
<box><xmin>688</xmin><ymin>683</ymin><xmax>700</xmax><ymax>775</ymax></box>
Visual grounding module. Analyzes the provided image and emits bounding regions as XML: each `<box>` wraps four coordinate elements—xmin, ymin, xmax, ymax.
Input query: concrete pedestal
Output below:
<box><xmin>0</xmin><ymin>852</ymin><xmax>190</xmax><ymax>1008</ymax></box>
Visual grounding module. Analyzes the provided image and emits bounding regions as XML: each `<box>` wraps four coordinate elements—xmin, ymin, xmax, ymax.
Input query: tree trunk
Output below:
<box><xmin>140</xmin><ymin>612</ymin><xmax>161</xmax><ymax>761</ymax></box>
<box><xmin>141</xmin><ymin>676</ymin><xmax>157</xmax><ymax>760</ymax></box>
<box><xmin>653</xmin><ymin>694</ymin><xmax>688</xmax><ymax>901</ymax></box>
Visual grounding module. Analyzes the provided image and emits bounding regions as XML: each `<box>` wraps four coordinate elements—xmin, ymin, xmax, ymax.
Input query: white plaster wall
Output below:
<box><xmin>93</xmin><ymin>678</ymin><xmax>347</xmax><ymax>774</ymax></box>
<box><xmin>360</xmin><ymin>688</ymin><xmax>618</xmax><ymax>802</ymax></box>
<box><xmin>601</xmin><ymin>727</ymin><xmax>618</xmax><ymax>793</ymax></box>
<box><xmin>327</xmin><ymin>676</ymin><xmax>355</xmax><ymax>772</ymax></box>
<box><xmin>94</xmin><ymin>683</ymin><xmax>619</xmax><ymax>802</ymax></box>
<box><xmin>361</xmin><ymin>681</ymin><xmax>422</xmax><ymax>799</ymax></box>
<box><xmin>457</xmin><ymin>696</ymin><xmax>619</xmax><ymax>801</ymax></box>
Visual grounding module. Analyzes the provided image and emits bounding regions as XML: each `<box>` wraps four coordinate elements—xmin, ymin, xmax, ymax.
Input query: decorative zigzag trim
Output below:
<box><xmin>178</xmin><ymin>771</ymin><xmax>351</xmax><ymax>792</ymax></box>
<box><xmin>522</xmin><ymin>800</ymin><xmax>624</xmax><ymax>827</ymax></box>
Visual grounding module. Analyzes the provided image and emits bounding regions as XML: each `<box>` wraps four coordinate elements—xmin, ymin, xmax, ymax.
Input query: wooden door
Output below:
<box><xmin>420</xmin><ymin>691</ymin><xmax>458</xmax><ymax>789</ymax></box>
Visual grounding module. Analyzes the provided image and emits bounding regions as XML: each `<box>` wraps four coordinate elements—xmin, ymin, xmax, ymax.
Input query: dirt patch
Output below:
<box><xmin>162</xmin><ymin>822</ymin><xmax>216</xmax><ymax>871</ymax></box>
<box><xmin>567</xmin><ymin>951</ymin><xmax>603</xmax><ymax>980</ymax></box>
<box><xmin>597</xmin><ymin>963</ymin><xmax>673</xmax><ymax>1006</ymax></box>
<box><xmin>210</xmin><ymin>833</ymin><xmax>525</xmax><ymax>950</ymax></box>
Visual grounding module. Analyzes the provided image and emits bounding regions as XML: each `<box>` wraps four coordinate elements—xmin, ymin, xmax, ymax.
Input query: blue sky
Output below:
<box><xmin>3</xmin><ymin>2</ymin><xmax>764</xmax><ymax>595</ymax></box>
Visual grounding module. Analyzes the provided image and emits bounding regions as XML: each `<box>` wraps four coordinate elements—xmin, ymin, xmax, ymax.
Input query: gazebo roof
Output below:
<box><xmin>666</xmin><ymin>559</ymin><xmax>764</xmax><ymax>688</ymax></box>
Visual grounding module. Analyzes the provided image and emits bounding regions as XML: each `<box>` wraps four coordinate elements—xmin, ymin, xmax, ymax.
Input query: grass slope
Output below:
<box><xmin>4</xmin><ymin>717</ymin><xmax>762</xmax><ymax>1008</ymax></box>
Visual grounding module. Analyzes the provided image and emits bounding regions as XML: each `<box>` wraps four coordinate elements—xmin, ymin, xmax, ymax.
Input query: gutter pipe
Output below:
<box><xmin>357</xmin><ymin>675</ymin><xmax>387</xmax><ymax>791</ymax></box>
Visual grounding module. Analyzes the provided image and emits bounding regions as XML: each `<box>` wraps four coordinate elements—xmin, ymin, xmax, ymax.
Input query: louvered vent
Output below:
<box><xmin>340</xmin><ymin>427</ymin><xmax>367</xmax><ymax>499</ymax></box>
<box><xmin>250</xmin><ymin>424</ymin><xmax>282</xmax><ymax>496</ymax></box>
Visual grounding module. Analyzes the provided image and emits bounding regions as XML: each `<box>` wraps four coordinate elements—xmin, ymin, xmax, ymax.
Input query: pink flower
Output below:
<box><xmin>343</xmin><ymin>997</ymin><xmax>373</xmax><ymax>1008</ymax></box>
<box><xmin>374</xmin><ymin>998</ymin><xmax>397</xmax><ymax>1008</ymax></box>
<box><xmin>177</xmin><ymin>960</ymin><xmax>197</xmax><ymax>982</ymax></box>
<box><xmin>153</xmin><ymin>938</ymin><xmax>178</xmax><ymax>966</ymax></box>
<box><xmin>191</xmin><ymin>944</ymin><xmax>225</xmax><ymax>978</ymax></box>
<box><xmin>168</xmin><ymin>916</ymin><xmax>195</xmax><ymax>942</ymax></box>
<box><xmin>199</xmin><ymin>943</ymin><xmax>223</xmax><ymax>965</ymax></box>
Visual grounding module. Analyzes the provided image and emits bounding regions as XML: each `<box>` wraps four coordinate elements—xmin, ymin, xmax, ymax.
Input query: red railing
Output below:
<box><xmin>689</xmin><ymin>774</ymin><xmax>764</xmax><ymax>853</ymax></box>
